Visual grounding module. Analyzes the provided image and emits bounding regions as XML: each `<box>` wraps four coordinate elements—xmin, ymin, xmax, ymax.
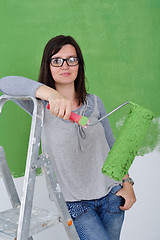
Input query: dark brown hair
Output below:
<box><xmin>38</xmin><ymin>35</ymin><xmax>87</xmax><ymax>105</ymax></box>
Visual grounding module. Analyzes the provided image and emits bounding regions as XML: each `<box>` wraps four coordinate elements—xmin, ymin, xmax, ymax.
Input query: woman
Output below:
<box><xmin>0</xmin><ymin>35</ymin><xmax>136</xmax><ymax>240</ymax></box>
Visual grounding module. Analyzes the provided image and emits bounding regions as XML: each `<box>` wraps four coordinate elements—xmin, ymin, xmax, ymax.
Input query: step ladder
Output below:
<box><xmin>0</xmin><ymin>95</ymin><xmax>80</xmax><ymax>240</ymax></box>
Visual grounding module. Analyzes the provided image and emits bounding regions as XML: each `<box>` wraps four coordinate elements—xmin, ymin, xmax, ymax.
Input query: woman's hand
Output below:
<box><xmin>48</xmin><ymin>92</ymin><xmax>71</xmax><ymax>120</ymax></box>
<box><xmin>36</xmin><ymin>85</ymin><xmax>71</xmax><ymax>120</ymax></box>
<box><xmin>116</xmin><ymin>182</ymin><xmax>136</xmax><ymax>211</ymax></box>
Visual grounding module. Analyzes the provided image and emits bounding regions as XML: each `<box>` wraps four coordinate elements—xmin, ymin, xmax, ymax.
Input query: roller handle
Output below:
<box><xmin>47</xmin><ymin>103</ymin><xmax>81</xmax><ymax>123</ymax></box>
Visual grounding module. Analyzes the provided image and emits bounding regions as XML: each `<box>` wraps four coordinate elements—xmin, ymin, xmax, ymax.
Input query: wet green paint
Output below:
<box><xmin>102</xmin><ymin>102</ymin><xmax>154</xmax><ymax>181</ymax></box>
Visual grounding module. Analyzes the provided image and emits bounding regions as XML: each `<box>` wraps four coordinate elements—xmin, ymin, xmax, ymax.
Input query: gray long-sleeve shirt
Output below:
<box><xmin>0</xmin><ymin>76</ymin><xmax>120</xmax><ymax>201</ymax></box>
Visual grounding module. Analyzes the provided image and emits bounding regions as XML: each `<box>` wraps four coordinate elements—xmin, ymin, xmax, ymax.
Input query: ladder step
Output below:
<box><xmin>0</xmin><ymin>206</ymin><xmax>60</xmax><ymax>238</ymax></box>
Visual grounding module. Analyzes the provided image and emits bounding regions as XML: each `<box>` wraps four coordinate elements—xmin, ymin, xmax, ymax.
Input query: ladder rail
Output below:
<box><xmin>0</xmin><ymin>95</ymin><xmax>43</xmax><ymax>240</ymax></box>
<box><xmin>40</xmin><ymin>154</ymin><xmax>79</xmax><ymax>239</ymax></box>
<box><xmin>17</xmin><ymin>97</ymin><xmax>44</xmax><ymax>240</ymax></box>
<box><xmin>0</xmin><ymin>94</ymin><xmax>80</xmax><ymax>240</ymax></box>
<box><xmin>0</xmin><ymin>146</ymin><xmax>20</xmax><ymax>208</ymax></box>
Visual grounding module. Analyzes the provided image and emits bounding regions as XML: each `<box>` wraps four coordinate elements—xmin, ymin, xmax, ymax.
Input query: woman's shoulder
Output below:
<box><xmin>87</xmin><ymin>93</ymin><xmax>100</xmax><ymax>101</ymax></box>
<box><xmin>87</xmin><ymin>93</ymin><xmax>104</xmax><ymax>108</ymax></box>
<box><xmin>85</xmin><ymin>93</ymin><xmax>103</xmax><ymax>117</ymax></box>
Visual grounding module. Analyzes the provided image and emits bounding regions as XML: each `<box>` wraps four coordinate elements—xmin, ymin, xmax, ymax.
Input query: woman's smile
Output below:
<box><xmin>60</xmin><ymin>72</ymin><xmax>71</xmax><ymax>77</ymax></box>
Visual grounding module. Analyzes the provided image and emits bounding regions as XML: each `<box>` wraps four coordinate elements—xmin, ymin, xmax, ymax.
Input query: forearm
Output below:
<box><xmin>0</xmin><ymin>76</ymin><xmax>43</xmax><ymax>97</ymax></box>
<box><xmin>36</xmin><ymin>85</ymin><xmax>71</xmax><ymax>120</ymax></box>
<box><xmin>122</xmin><ymin>174</ymin><xmax>129</xmax><ymax>180</ymax></box>
<box><xmin>122</xmin><ymin>174</ymin><xmax>132</xmax><ymax>187</ymax></box>
<box><xmin>0</xmin><ymin>76</ymin><xmax>71</xmax><ymax>119</ymax></box>
<box><xmin>35</xmin><ymin>85</ymin><xmax>58</xmax><ymax>101</ymax></box>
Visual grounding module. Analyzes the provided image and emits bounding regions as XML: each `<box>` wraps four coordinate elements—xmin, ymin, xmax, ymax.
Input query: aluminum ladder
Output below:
<box><xmin>0</xmin><ymin>95</ymin><xmax>79</xmax><ymax>240</ymax></box>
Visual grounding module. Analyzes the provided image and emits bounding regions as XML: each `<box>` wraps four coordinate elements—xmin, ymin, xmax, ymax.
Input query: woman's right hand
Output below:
<box><xmin>48</xmin><ymin>92</ymin><xmax>71</xmax><ymax>120</ymax></box>
<box><xmin>36</xmin><ymin>85</ymin><xmax>71</xmax><ymax>120</ymax></box>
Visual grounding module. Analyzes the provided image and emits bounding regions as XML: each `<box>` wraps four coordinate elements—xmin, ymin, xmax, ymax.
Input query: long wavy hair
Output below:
<box><xmin>38</xmin><ymin>35</ymin><xmax>87</xmax><ymax>105</ymax></box>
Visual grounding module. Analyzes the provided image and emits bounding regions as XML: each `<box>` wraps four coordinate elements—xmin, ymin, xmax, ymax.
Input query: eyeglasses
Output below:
<box><xmin>50</xmin><ymin>57</ymin><xmax>79</xmax><ymax>67</ymax></box>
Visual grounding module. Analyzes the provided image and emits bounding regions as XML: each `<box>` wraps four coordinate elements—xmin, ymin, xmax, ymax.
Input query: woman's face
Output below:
<box><xmin>50</xmin><ymin>44</ymin><xmax>79</xmax><ymax>88</ymax></box>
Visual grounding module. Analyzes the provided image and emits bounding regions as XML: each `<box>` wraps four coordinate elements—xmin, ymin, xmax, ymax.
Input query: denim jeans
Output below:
<box><xmin>66</xmin><ymin>185</ymin><xmax>125</xmax><ymax>240</ymax></box>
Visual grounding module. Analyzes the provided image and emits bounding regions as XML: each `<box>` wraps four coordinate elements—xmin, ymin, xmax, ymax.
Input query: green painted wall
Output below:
<box><xmin>0</xmin><ymin>0</ymin><xmax>160</xmax><ymax>177</ymax></box>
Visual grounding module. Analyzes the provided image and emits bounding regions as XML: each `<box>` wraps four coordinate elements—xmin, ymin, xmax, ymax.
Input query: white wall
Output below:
<box><xmin>120</xmin><ymin>150</ymin><xmax>160</xmax><ymax>240</ymax></box>
<box><xmin>0</xmin><ymin>150</ymin><xmax>160</xmax><ymax>240</ymax></box>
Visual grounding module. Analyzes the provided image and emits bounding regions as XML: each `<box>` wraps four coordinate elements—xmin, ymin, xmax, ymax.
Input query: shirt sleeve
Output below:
<box><xmin>96</xmin><ymin>96</ymin><xmax>115</xmax><ymax>149</ymax></box>
<box><xmin>0</xmin><ymin>76</ymin><xmax>44</xmax><ymax>115</ymax></box>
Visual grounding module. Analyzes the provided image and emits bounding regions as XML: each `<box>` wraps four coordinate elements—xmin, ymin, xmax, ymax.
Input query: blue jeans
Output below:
<box><xmin>66</xmin><ymin>185</ymin><xmax>125</xmax><ymax>240</ymax></box>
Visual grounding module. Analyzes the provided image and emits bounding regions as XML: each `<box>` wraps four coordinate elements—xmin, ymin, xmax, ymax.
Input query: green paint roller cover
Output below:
<box><xmin>102</xmin><ymin>102</ymin><xmax>154</xmax><ymax>181</ymax></box>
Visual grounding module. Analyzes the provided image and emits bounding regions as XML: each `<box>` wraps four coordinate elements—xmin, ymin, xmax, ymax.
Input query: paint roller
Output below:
<box><xmin>102</xmin><ymin>102</ymin><xmax>154</xmax><ymax>181</ymax></box>
<box><xmin>47</xmin><ymin>101</ymin><xmax>154</xmax><ymax>181</ymax></box>
<box><xmin>74</xmin><ymin>100</ymin><xmax>154</xmax><ymax>181</ymax></box>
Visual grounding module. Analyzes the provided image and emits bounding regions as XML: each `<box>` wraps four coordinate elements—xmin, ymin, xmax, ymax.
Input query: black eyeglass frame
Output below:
<box><xmin>50</xmin><ymin>57</ymin><xmax>79</xmax><ymax>67</ymax></box>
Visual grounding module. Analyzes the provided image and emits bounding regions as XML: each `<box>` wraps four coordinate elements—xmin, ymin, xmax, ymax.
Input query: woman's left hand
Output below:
<box><xmin>116</xmin><ymin>182</ymin><xmax>136</xmax><ymax>211</ymax></box>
